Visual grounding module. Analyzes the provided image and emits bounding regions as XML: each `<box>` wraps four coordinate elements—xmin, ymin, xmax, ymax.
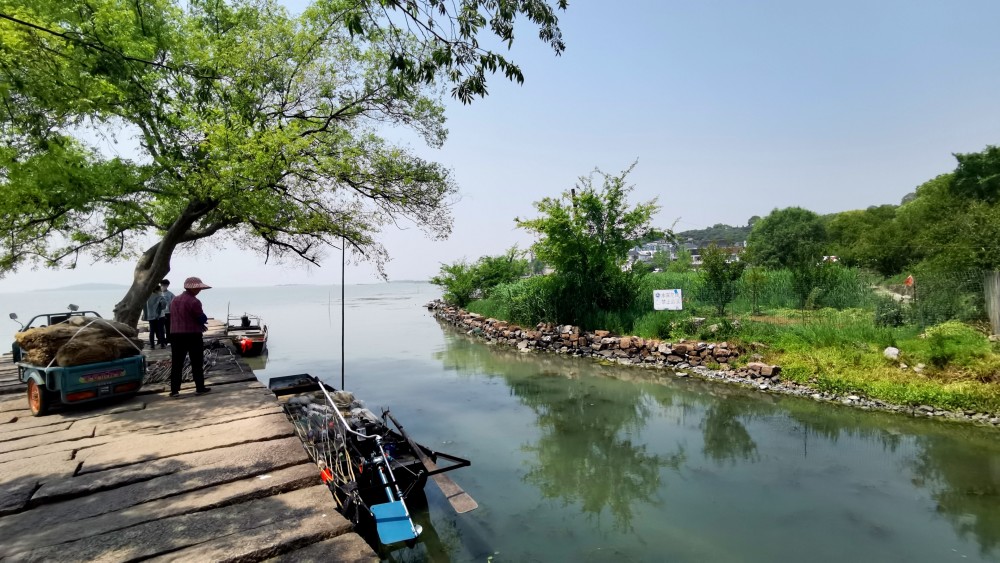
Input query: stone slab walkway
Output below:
<box><xmin>0</xmin><ymin>357</ymin><xmax>376</xmax><ymax>562</ymax></box>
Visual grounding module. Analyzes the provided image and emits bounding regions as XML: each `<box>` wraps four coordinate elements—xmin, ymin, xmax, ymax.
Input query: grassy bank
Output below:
<box><xmin>465</xmin><ymin>270</ymin><xmax>1000</xmax><ymax>414</ymax></box>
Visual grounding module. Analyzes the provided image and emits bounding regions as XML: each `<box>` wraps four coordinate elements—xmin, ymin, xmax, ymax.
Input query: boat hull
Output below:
<box><xmin>267</xmin><ymin>374</ymin><xmax>465</xmax><ymax>547</ymax></box>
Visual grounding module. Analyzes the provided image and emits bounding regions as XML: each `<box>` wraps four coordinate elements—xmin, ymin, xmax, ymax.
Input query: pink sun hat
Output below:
<box><xmin>183</xmin><ymin>277</ymin><xmax>212</xmax><ymax>290</ymax></box>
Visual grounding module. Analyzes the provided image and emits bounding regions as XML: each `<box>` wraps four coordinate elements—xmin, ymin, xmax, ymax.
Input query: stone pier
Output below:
<box><xmin>0</xmin><ymin>321</ymin><xmax>376</xmax><ymax>562</ymax></box>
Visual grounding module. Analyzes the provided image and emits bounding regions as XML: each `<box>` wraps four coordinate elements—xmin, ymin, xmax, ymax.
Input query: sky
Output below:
<box><xmin>4</xmin><ymin>0</ymin><xmax>1000</xmax><ymax>292</ymax></box>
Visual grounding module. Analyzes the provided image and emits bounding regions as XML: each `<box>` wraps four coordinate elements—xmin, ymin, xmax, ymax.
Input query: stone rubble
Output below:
<box><xmin>427</xmin><ymin>300</ymin><xmax>1000</xmax><ymax>429</ymax></box>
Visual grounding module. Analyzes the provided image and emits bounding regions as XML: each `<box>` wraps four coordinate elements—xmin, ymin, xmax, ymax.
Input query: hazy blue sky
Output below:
<box><xmin>3</xmin><ymin>0</ymin><xmax>1000</xmax><ymax>292</ymax></box>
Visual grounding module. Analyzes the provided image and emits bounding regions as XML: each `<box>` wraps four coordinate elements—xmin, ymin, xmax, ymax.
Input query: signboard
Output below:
<box><xmin>653</xmin><ymin>289</ymin><xmax>683</xmax><ymax>311</ymax></box>
<box><xmin>79</xmin><ymin>369</ymin><xmax>125</xmax><ymax>383</ymax></box>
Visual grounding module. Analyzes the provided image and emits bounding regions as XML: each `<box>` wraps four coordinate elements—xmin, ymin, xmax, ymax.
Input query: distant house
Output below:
<box><xmin>625</xmin><ymin>239</ymin><xmax>747</xmax><ymax>271</ymax></box>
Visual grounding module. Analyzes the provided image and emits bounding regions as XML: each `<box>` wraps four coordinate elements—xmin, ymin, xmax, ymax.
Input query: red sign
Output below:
<box><xmin>904</xmin><ymin>275</ymin><xmax>914</xmax><ymax>287</ymax></box>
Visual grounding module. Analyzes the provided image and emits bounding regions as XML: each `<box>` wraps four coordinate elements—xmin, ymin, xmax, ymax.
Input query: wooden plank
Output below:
<box><xmin>385</xmin><ymin>412</ymin><xmax>478</xmax><ymax>514</ymax></box>
<box><xmin>418</xmin><ymin>455</ymin><xmax>479</xmax><ymax>514</ymax></box>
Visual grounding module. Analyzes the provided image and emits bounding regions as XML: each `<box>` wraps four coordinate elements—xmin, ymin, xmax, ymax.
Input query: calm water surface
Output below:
<box><xmin>3</xmin><ymin>283</ymin><xmax>999</xmax><ymax>562</ymax></box>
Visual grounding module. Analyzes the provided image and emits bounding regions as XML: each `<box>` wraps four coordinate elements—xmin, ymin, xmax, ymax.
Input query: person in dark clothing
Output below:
<box><xmin>168</xmin><ymin>277</ymin><xmax>213</xmax><ymax>397</ymax></box>
<box><xmin>142</xmin><ymin>288</ymin><xmax>167</xmax><ymax>348</ymax></box>
<box><xmin>160</xmin><ymin>279</ymin><xmax>175</xmax><ymax>344</ymax></box>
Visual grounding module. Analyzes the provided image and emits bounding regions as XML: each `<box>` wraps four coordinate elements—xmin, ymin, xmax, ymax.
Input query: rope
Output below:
<box><xmin>43</xmin><ymin>318</ymin><xmax>144</xmax><ymax>370</ymax></box>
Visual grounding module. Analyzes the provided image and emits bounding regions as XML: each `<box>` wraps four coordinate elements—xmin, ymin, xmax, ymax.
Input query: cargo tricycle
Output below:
<box><xmin>10</xmin><ymin>308</ymin><xmax>147</xmax><ymax>416</ymax></box>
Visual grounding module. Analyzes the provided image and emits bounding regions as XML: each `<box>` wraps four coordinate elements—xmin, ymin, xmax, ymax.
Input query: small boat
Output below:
<box><xmin>225</xmin><ymin>312</ymin><xmax>267</xmax><ymax>356</ymax></box>
<box><xmin>268</xmin><ymin>373</ymin><xmax>476</xmax><ymax>546</ymax></box>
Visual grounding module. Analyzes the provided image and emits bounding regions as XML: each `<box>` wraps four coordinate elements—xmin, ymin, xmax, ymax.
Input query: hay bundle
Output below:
<box><xmin>16</xmin><ymin>320</ymin><xmax>145</xmax><ymax>367</ymax></box>
<box><xmin>16</xmin><ymin>325</ymin><xmax>102</xmax><ymax>350</ymax></box>
<box><xmin>66</xmin><ymin>316</ymin><xmax>138</xmax><ymax>339</ymax></box>
<box><xmin>16</xmin><ymin>325</ymin><xmax>102</xmax><ymax>366</ymax></box>
<box><xmin>24</xmin><ymin>347</ymin><xmax>56</xmax><ymax>366</ymax></box>
<box><xmin>55</xmin><ymin>334</ymin><xmax>120</xmax><ymax>366</ymax></box>
<box><xmin>55</xmin><ymin>334</ymin><xmax>145</xmax><ymax>367</ymax></box>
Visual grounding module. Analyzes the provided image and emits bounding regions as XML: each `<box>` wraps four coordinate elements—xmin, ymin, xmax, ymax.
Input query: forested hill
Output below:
<box><xmin>675</xmin><ymin>223</ymin><xmax>752</xmax><ymax>247</ymax></box>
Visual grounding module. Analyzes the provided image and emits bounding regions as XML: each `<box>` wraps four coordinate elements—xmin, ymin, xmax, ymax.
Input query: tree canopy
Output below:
<box><xmin>676</xmin><ymin>222</ymin><xmax>750</xmax><ymax>248</ymax></box>
<box><xmin>950</xmin><ymin>145</ymin><xmax>1000</xmax><ymax>204</ymax></box>
<box><xmin>516</xmin><ymin>162</ymin><xmax>659</xmax><ymax>319</ymax></box>
<box><xmin>746</xmin><ymin>207</ymin><xmax>827</xmax><ymax>269</ymax></box>
<box><xmin>824</xmin><ymin>205</ymin><xmax>908</xmax><ymax>276</ymax></box>
<box><xmin>0</xmin><ymin>0</ymin><xmax>567</xmax><ymax>324</ymax></box>
<box><xmin>895</xmin><ymin>172</ymin><xmax>1000</xmax><ymax>273</ymax></box>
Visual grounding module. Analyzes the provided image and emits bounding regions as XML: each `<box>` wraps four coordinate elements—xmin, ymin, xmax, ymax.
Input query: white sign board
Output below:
<box><xmin>653</xmin><ymin>289</ymin><xmax>683</xmax><ymax>311</ymax></box>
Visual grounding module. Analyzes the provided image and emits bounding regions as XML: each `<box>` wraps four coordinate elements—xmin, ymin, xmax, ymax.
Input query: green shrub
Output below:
<box><xmin>907</xmin><ymin>269</ymin><xmax>987</xmax><ymax>327</ymax></box>
<box><xmin>697</xmin><ymin>318</ymin><xmax>739</xmax><ymax>341</ymax></box>
<box><xmin>431</xmin><ymin>248</ymin><xmax>529</xmax><ymax>307</ymax></box>
<box><xmin>631</xmin><ymin>311</ymin><xmax>675</xmax><ymax>339</ymax></box>
<box><xmin>699</xmin><ymin>245</ymin><xmax>746</xmax><ymax>315</ymax></box>
<box><xmin>925</xmin><ymin>321</ymin><xmax>991</xmax><ymax>368</ymax></box>
<box><xmin>873</xmin><ymin>297</ymin><xmax>905</xmax><ymax>327</ymax></box>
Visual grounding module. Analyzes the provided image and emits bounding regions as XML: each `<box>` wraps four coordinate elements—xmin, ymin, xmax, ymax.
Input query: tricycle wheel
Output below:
<box><xmin>27</xmin><ymin>379</ymin><xmax>49</xmax><ymax>417</ymax></box>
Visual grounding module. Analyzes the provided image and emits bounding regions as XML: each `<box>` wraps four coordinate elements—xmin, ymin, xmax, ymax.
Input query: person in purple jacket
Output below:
<box><xmin>168</xmin><ymin>277</ymin><xmax>213</xmax><ymax>398</ymax></box>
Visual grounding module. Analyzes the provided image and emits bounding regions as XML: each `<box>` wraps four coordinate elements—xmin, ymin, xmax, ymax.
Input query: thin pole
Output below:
<box><xmin>341</xmin><ymin>236</ymin><xmax>346</xmax><ymax>390</ymax></box>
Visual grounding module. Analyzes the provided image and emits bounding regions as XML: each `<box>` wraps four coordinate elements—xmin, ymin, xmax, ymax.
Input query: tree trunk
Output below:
<box><xmin>112</xmin><ymin>201</ymin><xmax>214</xmax><ymax>327</ymax></box>
<box><xmin>112</xmin><ymin>242</ymin><xmax>174</xmax><ymax>327</ymax></box>
<box><xmin>114</xmin><ymin>242</ymin><xmax>170</xmax><ymax>328</ymax></box>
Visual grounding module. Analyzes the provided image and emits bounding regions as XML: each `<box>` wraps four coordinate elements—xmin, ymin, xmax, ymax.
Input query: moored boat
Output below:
<box><xmin>225</xmin><ymin>313</ymin><xmax>267</xmax><ymax>356</ymax></box>
<box><xmin>268</xmin><ymin>373</ymin><xmax>476</xmax><ymax>547</ymax></box>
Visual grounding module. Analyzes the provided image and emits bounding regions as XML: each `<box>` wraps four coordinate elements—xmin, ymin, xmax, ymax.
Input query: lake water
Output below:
<box><xmin>3</xmin><ymin>283</ymin><xmax>999</xmax><ymax>562</ymax></box>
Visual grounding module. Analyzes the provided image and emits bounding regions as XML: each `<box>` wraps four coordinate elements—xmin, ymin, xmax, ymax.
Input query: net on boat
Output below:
<box><xmin>280</xmin><ymin>390</ymin><xmax>424</xmax><ymax>518</ymax></box>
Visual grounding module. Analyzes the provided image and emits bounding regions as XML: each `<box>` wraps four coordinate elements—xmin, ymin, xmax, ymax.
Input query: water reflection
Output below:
<box><xmin>239</xmin><ymin>351</ymin><xmax>269</xmax><ymax>371</ymax></box>
<box><xmin>911</xmin><ymin>429</ymin><xmax>1000</xmax><ymax>557</ymax></box>
<box><xmin>434</xmin><ymin>325</ymin><xmax>1000</xmax><ymax>561</ymax></box>
<box><xmin>516</xmin><ymin>378</ymin><xmax>685</xmax><ymax>532</ymax></box>
<box><xmin>435</xmin><ymin>333</ymin><xmax>684</xmax><ymax>532</ymax></box>
<box><xmin>700</xmin><ymin>396</ymin><xmax>761</xmax><ymax>465</ymax></box>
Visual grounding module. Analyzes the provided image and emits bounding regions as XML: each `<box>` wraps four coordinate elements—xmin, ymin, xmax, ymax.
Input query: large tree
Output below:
<box><xmin>516</xmin><ymin>163</ymin><xmax>660</xmax><ymax>320</ymax></box>
<box><xmin>746</xmin><ymin>206</ymin><xmax>827</xmax><ymax>269</ymax></box>
<box><xmin>825</xmin><ymin>205</ymin><xmax>910</xmax><ymax>276</ymax></box>
<box><xmin>897</xmin><ymin>172</ymin><xmax>1000</xmax><ymax>273</ymax></box>
<box><xmin>0</xmin><ymin>0</ymin><xmax>566</xmax><ymax>325</ymax></box>
<box><xmin>951</xmin><ymin>145</ymin><xmax>1000</xmax><ymax>204</ymax></box>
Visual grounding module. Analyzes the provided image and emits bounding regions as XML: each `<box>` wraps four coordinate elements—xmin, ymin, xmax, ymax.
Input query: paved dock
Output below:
<box><xmin>0</xmin><ymin>322</ymin><xmax>377</xmax><ymax>561</ymax></box>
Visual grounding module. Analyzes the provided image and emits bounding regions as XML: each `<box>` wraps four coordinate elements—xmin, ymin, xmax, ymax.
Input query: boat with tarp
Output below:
<box><xmin>268</xmin><ymin>373</ymin><xmax>476</xmax><ymax>547</ymax></box>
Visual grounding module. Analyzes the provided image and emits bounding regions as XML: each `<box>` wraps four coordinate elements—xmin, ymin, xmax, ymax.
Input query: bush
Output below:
<box><xmin>699</xmin><ymin>245</ymin><xmax>745</xmax><ymax>315</ymax></box>
<box><xmin>631</xmin><ymin>311</ymin><xmax>675</xmax><ymax>339</ymax></box>
<box><xmin>430</xmin><ymin>260</ymin><xmax>477</xmax><ymax>306</ymax></box>
<box><xmin>925</xmin><ymin>321</ymin><xmax>991</xmax><ymax>368</ymax></box>
<box><xmin>468</xmin><ymin>275</ymin><xmax>559</xmax><ymax>326</ymax></box>
<box><xmin>873</xmin><ymin>297</ymin><xmax>905</xmax><ymax>327</ymax></box>
<box><xmin>907</xmin><ymin>269</ymin><xmax>986</xmax><ymax>327</ymax></box>
<box><xmin>431</xmin><ymin>248</ymin><xmax>529</xmax><ymax>307</ymax></box>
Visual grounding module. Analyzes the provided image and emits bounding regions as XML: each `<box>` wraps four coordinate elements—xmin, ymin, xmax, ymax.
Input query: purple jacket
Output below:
<box><xmin>170</xmin><ymin>292</ymin><xmax>206</xmax><ymax>334</ymax></box>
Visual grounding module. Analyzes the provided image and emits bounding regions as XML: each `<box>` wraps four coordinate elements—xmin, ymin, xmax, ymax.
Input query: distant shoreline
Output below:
<box><xmin>0</xmin><ymin>280</ymin><xmax>433</xmax><ymax>294</ymax></box>
<box><xmin>36</xmin><ymin>283</ymin><xmax>130</xmax><ymax>292</ymax></box>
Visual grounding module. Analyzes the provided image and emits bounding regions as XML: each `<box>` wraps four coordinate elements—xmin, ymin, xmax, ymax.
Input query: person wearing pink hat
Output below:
<box><xmin>168</xmin><ymin>276</ymin><xmax>213</xmax><ymax>397</ymax></box>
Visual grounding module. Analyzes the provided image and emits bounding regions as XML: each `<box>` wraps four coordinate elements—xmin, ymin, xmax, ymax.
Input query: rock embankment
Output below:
<box><xmin>427</xmin><ymin>300</ymin><xmax>1000</xmax><ymax>427</ymax></box>
<box><xmin>427</xmin><ymin>300</ymin><xmax>781</xmax><ymax>383</ymax></box>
